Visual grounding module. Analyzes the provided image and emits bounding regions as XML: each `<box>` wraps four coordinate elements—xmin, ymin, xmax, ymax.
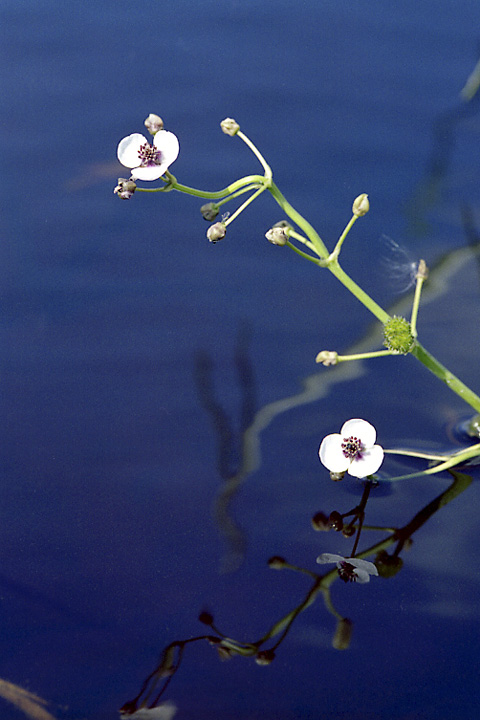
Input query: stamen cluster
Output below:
<box><xmin>341</xmin><ymin>435</ymin><xmax>363</xmax><ymax>460</ymax></box>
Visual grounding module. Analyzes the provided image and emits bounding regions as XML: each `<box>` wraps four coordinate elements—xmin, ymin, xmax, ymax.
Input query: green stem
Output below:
<box><xmin>411</xmin><ymin>342</ymin><xmax>480</xmax><ymax>413</ymax></box>
<box><xmin>268</xmin><ymin>181</ymin><xmax>329</xmax><ymax>258</ymax></box>
<box><xmin>335</xmin><ymin>349</ymin><xmax>394</xmax><ymax>362</ymax></box>
<box><xmin>225</xmin><ymin>186</ymin><xmax>267</xmax><ymax>225</ymax></box>
<box><xmin>329</xmin><ymin>215</ymin><xmax>359</xmax><ymax>261</ymax></box>
<box><xmin>327</xmin><ymin>259</ymin><xmax>391</xmax><ymax>324</ymax></box>
<box><xmin>137</xmin><ymin>174</ymin><xmax>265</xmax><ymax>199</ymax></box>
<box><xmin>285</xmin><ymin>241</ymin><xmax>322</xmax><ymax>264</ymax></box>
<box><xmin>237</xmin><ymin>131</ymin><xmax>273</xmax><ymax>179</ymax></box>
<box><xmin>386</xmin><ymin>442</ymin><xmax>480</xmax><ymax>481</ymax></box>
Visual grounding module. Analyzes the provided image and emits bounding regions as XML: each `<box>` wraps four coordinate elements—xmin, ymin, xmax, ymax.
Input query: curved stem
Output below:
<box><xmin>268</xmin><ymin>181</ymin><xmax>329</xmax><ymax>258</ymax></box>
<box><xmin>137</xmin><ymin>174</ymin><xmax>266</xmax><ymax>199</ymax></box>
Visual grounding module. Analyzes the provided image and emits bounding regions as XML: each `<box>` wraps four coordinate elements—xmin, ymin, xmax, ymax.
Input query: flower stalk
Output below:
<box><xmin>115</xmin><ymin>117</ymin><xmax>480</xmax><ymax>422</ymax></box>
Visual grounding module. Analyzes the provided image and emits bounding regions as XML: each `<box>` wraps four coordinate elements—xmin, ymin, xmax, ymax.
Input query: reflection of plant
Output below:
<box><xmin>316</xmin><ymin>553</ymin><xmax>379</xmax><ymax>584</ymax></box>
<box><xmin>120</xmin><ymin>470</ymin><xmax>472</xmax><ymax>714</ymax></box>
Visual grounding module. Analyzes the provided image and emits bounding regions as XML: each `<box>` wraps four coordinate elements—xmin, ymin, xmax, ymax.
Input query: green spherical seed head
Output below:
<box><xmin>383</xmin><ymin>316</ymin><xmax>415</xmax><ymax>354</ymax></box>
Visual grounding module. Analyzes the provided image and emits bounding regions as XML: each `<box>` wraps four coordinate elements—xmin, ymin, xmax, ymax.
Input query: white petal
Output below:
<box><xmin>131</xmin><ymin>165</ymin><xmax>166</xmax><ymax>181</ymax></box>
<box><xmin>340</xmin><ymin>418</ymin><xmax>377</xmax><ymax>447</ymax></box>
<box><xmin>348</xmin><ymin>444</ymin><xmax>384</xmax><ymax>478</ymax></box>
<box><xmin>153</xmin><ymin>130</ymin><xmax>180</xmax><ymax>166</ymax></box>
<box><xmin>347</xmin><ymin>557</ymin><xmax>378</xmax><ymax>575</ymax></box>
<box><xmin>117</xmin><ymin>133</ymin><xmax>148</xmax><ymax>168</ymax></box>
<box><xmin>319</xmin><ymin>434</ymin><xmax>350</xmax><ymax>472</ymax></box>
<box><xmin>352</xmin><ymin>568</ymin><xmax>371</xmax><ymax>583</ymax></box>
<box><xmin>316</xmin><ymin>553</ymin><xmax>344</xmax><ymax>565</ymax></box>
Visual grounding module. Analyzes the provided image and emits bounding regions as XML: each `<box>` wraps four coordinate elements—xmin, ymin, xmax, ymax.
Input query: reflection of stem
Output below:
<box><xmin>350</xmin><ymin>481</ymin><xmax>373</xmax><ymax>557</ymax></box>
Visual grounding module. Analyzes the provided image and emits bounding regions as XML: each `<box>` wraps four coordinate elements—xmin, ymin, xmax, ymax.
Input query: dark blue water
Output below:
<box><xmin>2</xmin><ymin>1</ymin><xmax>480</xmax><ymax>718</ymax></box>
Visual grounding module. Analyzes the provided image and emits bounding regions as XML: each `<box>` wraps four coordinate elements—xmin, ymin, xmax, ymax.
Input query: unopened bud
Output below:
<box><xmin>341</xmin><ymin>524</ymin><xmax>356</xmax><ymax>538</ymax></box>
<box><xmin>207</xmin><ymin>222</ymin><xmax>226</xmax><ymax>243</ymax></box>
<box><xmin>265</xmin><ymin>226</ymin><xmax>288</xmax><ymax>246</ymax></box>
<box><xmin>144</xmin><ymin>113</ymin><xmax>164</xmax><ymax>135</ymax></box>
<box><xmin>416</xmin><ymin>258</ymin><xmax>429</xmax><ymax>280</ymax></box>
<box><xmin>328</xmin><ymin>511</ymin><xmax>344</xmax><ymax>530</ymax></box>
<box><xmin>220</xmin><ymin>118</ymin><xmax>240</xmax><ymax>136</ymax></box>
<box><xmin>330</xmin><ymin>471</ymin><xmax>346</xmax><ymax>482</ymax></box>
<box><xmin>114</xmin><ymin>178</ymin><xmax>136</xmax><ymax>199</ymax></box>
<box><xmin>201</xmin><ymin>202</ymin><xmax>220</xmax><ymax>221</ymax></box>
<box><xmin>352</xmin><ymin>193</ymin><xmax>369</xmax><ymax>217</ymax></box>
<box><xmin>311</xmin><ymin>511</ymin><xmax>330</xmax><ymax>531</ymax></box>
<box><xmin>332</xmin><ymin>618</ymin><xmax>353</xmax><ymax>650</ymax></box>
<box><xmin>267</xmin><ymin>555</ymin><xmax>287</xmax><ymax>570</ymax></box>
<box><xmin>198</xmin><ymin>610</ymin><xmax>214</xmax><ymax>625</ymax></box>
<box><xmin>315</xmin><ymin>350</ymin><xmax>338</xmax><ymax>366</ymax></box>
<box><xmin>255</xmin><ymin>649</ymin><xmax>275</xmax><ymax>666</ymax></box>
<box><xmin>383</xmin><ymin>315</ymin><xmax>415</xmax><ymax>354</ymax></box>
<box><xmin>375</xmin><ymin>550</ymin><xmax>404</xmax><ymax>578</ymax></box>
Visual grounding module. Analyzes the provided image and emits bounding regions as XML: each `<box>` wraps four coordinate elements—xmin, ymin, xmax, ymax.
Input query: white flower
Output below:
<box><xmin>117</xmin><ymin>130</ymin><xmax>179</xmax><ymax>181</ymax></box>
<box><xmin>317</xmin><ymin>553</ymin><xmax>378</xmax><ymax>583</ymax></box>
<box><xmin>318</xmin><ymin>418</ymin><xmax>384</xmax><ymax>478</ymax></box>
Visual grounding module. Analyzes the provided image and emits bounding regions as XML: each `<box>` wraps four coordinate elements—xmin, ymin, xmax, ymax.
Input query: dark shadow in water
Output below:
<box><xmin>194</xmin><ymin>322</ymin><xmax>256</xmax><ymax>573</ymax></box>
<box><xmin>405</xmin><ymin>50</ymin><xmax>480</xmax><ymax>235</ymax></box>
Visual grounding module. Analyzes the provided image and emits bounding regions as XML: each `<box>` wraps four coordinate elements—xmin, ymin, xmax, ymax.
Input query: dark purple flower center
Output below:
<box><xmin>338</xmin><ymin>561</ymin><xmax>358</xmax><ymax>583</ymax></box>
<box><xmin>341</xmin><ymin>435</ymin><xmax>363</xmax><ymax>460</ymax></box>
<box><xmin>137</xmin><ymin>142</ymin><xmax>162</xmax><ymax>167</ymax></box>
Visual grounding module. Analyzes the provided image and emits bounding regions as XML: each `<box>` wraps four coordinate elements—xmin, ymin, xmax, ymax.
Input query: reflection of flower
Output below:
<box><xmin>319</xmin><ymin>418</ymin><xmax>384</xmax><ymax>478</ymax></box>
<box><xmin>117</xmin><ymin>130</ymin><xmax>179</xmax><ymax>181</ymax></box>
<box><xmin>120</xmin><ymin>702</ymin><xmax>177</xmax><ymax>719</ymax></box>
<box><xmin>317</xmin><ymin>553</ymin><xmax>378</xmax><ymax>583</ymax></box>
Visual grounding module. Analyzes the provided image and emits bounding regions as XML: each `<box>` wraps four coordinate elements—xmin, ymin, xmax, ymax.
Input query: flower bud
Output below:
<box><xmin>416</xmin><ymin>258</ymin><xmax>429</xmax><ymax>280</ymax></box>
<box><xmin>332</xmin><ymin>618</ymin><xmax>353</xmax><ymax>650</ymax></box>
<box><xmin>375</xmin><ymin>550</ymin><xmax>404</xmax><ymax>578</ymax></box>
<box><xmin>352</xmin><ymin>193</ymin><xmax>369</xmax><ymax>217</ymax></box>
<box><xmin>207</xmin><ymin>222</ymin><xmax>226</xmax><ymax>243</ymax></box>
<box><xmin>267</xmin><ymin>555</ymin><xmax>287</xmax><ymax>569</ymax></box>
<box><xmin>114</xmin><ymin>178</ymin><xmax>137</xmax><ymax>199</ymax></box>
<box><xmin>200</xmin><ymin>202</ymin><xmax>220</xmax><ymax>221</ymax></box>
<box><xmin>220</xmin><ymin>118</ymin><xmax>240</xmax><ymax>136</ymax></box>
<box><xmin>315</xmin><ymin>350</ymin><xmax>338</xmax><ymax>366</ymax></box>
<box><xmin>330</xmin><ymin>471</ymin><xmax>346</xmax><ymax>482</ymax></box>
<box><xmin>144</xmin><ymin>113</ymin><xmax>164</xmax><ymax>135</ymax></box>
<box><xmin>265</xmin><ymin>226</ymin><xmax>288</xmax><ymax>246</ymax></box>
<box><xmin>328</xmin><ymin>511</ymin><xmax>344</xmax><ymax>530</ymax></box>
<box><xmin>383</xmin><ymin>315</ymin><xmax>415</xmax><ymax>354</ymax></box>
<box><xmin>311</xmin><ymin>511</ymin><xmax>330</xmax><ymax>531</ymax></box>
<box><xmin>198</xmin><ymin>610</ymin><xmax>214</xmax><ymax>625</ymax></box>
<box><xmin>255</xmin><ymin>649</ymin><xmax>275</xmax><ymax>666</ymax></box>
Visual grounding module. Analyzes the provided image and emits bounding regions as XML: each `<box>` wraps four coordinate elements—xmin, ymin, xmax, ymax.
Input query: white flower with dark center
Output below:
<box><xmin>117</xmin><ymin>130</ymin><xmax>179</xmax><ymax>181</ymax></box>
<box><xmin>319</xmin><ymin>418</ymin><xmax>384</xmax><ymax>478</ymax></box>
<box><xmin>316</xmin><ymin>553</ymin><xmax>378</xmax><ymax>583</ymax></box>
